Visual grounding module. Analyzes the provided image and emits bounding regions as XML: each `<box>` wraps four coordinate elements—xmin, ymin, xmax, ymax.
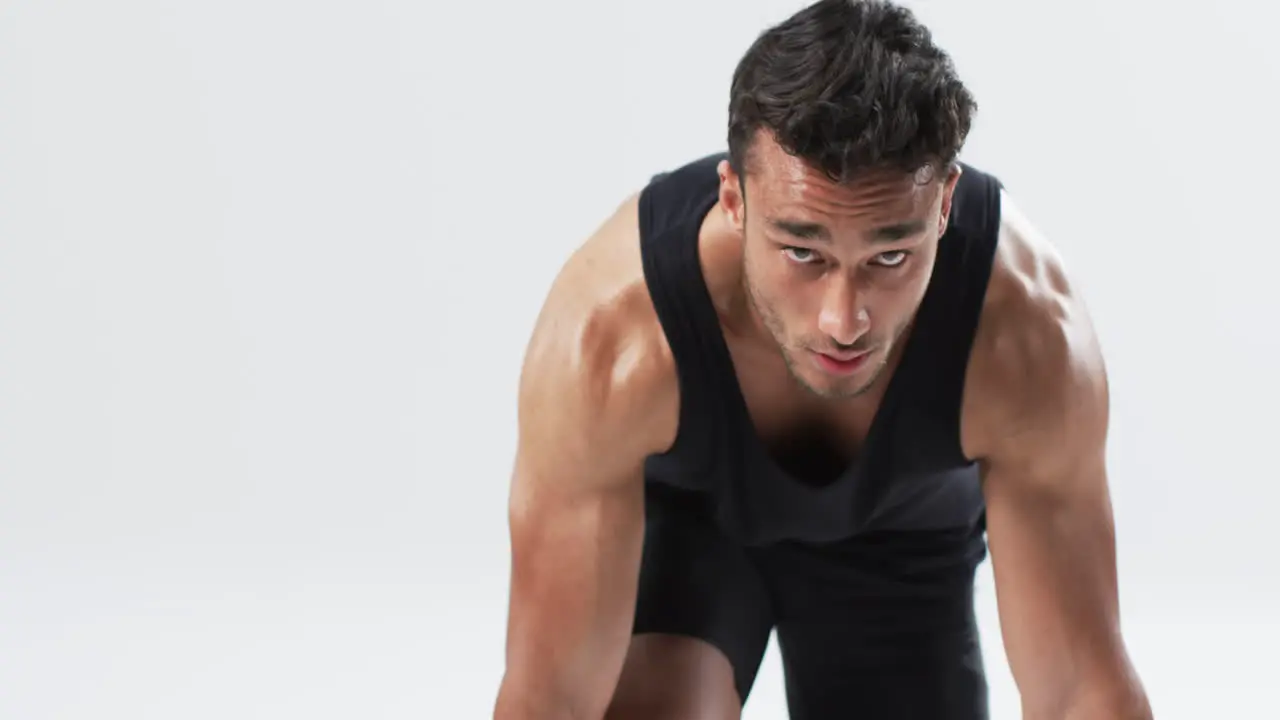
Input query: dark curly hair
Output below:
<box><xmin>727</xmin><ymin>0</ymin><xmax>976</xmax><ymax>185</ymax></box>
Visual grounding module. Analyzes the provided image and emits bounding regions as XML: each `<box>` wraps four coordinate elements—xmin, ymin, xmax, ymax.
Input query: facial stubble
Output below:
<box><xmin>742</xmin><ymin>263</ymin><xmax>910</xmax><ymax>401</ymax></box>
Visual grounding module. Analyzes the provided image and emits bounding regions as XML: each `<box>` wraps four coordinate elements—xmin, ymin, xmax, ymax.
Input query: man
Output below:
<box><xmin>494</xmin><ymin>1</ymin><xmax>1152</xmax><ymax>718</ymax></box>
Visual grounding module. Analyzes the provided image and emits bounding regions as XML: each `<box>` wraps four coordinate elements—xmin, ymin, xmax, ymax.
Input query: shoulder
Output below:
<box><xmin>518</xmin><ymin>190</ymin><xmax>680</xmax><ymax>462</ymax></box>
<box><xmin>960</xmin><ymin>188</ymin><xmax>1109</xmax><ymax>474</ymax></box>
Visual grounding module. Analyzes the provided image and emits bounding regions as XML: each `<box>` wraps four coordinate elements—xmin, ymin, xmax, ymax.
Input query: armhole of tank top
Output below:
<box><xmin>951</xmin><ymin>173</ymin><xmax>1003</xmax><ymax>465</ymax></box>
<box><xmin>637</xmin><ymin>180</ymin><xmax>710</xmax><ymax>465</ymax></box>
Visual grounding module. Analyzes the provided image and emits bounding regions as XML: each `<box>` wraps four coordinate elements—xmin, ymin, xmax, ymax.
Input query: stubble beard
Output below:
<box><xmin>743</xmin><ymin>272</ymin><xmax>906</xmax><ymax>401</ymax></box>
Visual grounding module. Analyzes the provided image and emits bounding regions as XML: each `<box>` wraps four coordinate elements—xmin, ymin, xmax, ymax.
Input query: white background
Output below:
<box><xmin>2</xmin><ymin>0</ymin><xmax>1277</xmax><ymax>718</ymax></box>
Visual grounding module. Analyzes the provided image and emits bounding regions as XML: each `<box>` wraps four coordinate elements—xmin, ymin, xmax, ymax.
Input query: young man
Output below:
<box><xmin>494</xmin><ymin>1</ymin><xmax>1152</xmax><ymax>718</ymax></box>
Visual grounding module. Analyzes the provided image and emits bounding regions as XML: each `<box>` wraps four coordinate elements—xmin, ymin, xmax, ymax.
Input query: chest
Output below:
<box><xmin>724</xmin><ymin>337</ymin><xmax>890</xmax><ymax>485</ymax></box>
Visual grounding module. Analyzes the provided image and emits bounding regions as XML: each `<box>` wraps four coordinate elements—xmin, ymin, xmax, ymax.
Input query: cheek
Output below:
<box><xmin>862</xmin><ymin>264</ymin><xmax>932</xmax><ymax>324</ymax></box>
<box><xmin>904</xmin><ymin>258</ymin><xmax>936</xmax><ymax>301</ymax></box>
<box><xmin>886</xmin><ymin>265</ymin><xmax>931</xmax><ymax>299</ymax></box>
<box><xmin>746</xmin><ymin>245</ymin><xmax>796</xmax><ymax>295</ymax></box>
<box><xmin>748</xmin><ymin>257</ymin><xmax>815</xmax><ymax>326</ymax></box>
<box><xmin>884</xmin><ymin>273</ymin><xmax>932</xmax><ymax>326</ymax></box>
<box><xmin>763</xmin><ymin>263</ymin><xmax>819</xmax><ymax>313</ymax></box>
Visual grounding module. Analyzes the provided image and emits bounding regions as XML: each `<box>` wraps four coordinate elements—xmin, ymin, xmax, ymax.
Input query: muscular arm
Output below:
<box><xmin>969</xmin><ymin>195</ymin><xmax>1151</xmax><ymax>719</ymax></box>
<box><xmin>494</xmin><ymin>196</ymin><xmax>675</xmax><ymax>719</ymax></box>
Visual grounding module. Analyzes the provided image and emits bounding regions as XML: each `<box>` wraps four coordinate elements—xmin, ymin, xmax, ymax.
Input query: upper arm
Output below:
<box><xmin>964</xmin><ymin>191</ymin><xmax>1149</xmax><ymax>718</ymax></box>
<box><xmin>498</xmin><ymin>193</ymin><xmax>677</xmax><ymax>717</ymax></box>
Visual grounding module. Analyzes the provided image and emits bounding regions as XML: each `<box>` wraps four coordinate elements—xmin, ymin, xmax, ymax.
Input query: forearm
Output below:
<box><xmin>494</xmin><ymin>627</ymin><xmax>630</xmax><ymax>720</ymax></box>
<box><xmin>495</xmin><ymin>609</ymin><xmax>632</xmax><ymax>719</ymax></box>
<box><xmin>493</xmin><ymin>672</ymin><xmax>602</xmax><ymax>720</ymax></box>
<box><xmin>494</xmin><ymin>595</ymin><xmax>633</xmax><ymax>720</ymax></box>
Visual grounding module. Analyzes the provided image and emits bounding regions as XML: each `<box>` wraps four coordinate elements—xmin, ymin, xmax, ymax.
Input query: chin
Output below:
<box><xmin>788</xmin><ymin>363</ymin><xmax>865</xmax><ymax>399</ymax></box>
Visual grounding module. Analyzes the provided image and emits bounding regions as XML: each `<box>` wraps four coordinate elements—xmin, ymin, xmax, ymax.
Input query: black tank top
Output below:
<box><xmin>639</xmin><ymin>152</ymin><xmax>1002</xmax><ymax>547</ymax></box>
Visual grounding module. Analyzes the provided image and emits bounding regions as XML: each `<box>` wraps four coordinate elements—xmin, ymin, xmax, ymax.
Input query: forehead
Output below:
<box><xmin>746</xmin><ymin>140</ymin><xmax>942</xmax><ymax>225</ymax></box>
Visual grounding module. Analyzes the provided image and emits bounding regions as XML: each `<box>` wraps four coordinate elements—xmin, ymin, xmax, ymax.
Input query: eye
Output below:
<box><xmin>871</xmin><ymin>250</ymin><xmax>911</xmax><ymax>268</ymax></box>
<box><xmin>783</xmin><ymin>247</ymin><xmax>821</xmax><ymax>264</ymax></box>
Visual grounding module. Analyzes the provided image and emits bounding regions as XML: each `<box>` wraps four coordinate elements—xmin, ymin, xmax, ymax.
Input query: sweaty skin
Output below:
<box><xmin>494</xmin><ymin>145</ymin><xmax>1151</xmax><ymax>720</ymax></box>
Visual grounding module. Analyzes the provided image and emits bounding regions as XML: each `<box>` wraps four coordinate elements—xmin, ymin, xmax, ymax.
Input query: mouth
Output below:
<box><xmin>811</xmin><ymin>348</ymin><xmax>873</xmax><ymax>376</ymax></box>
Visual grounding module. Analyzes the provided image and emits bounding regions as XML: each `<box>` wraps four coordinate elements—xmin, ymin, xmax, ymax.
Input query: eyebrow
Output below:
<box><xmin>767</xmin><ymin>218</ymin><xmax>928</xmax><ymax>243</ymax></box>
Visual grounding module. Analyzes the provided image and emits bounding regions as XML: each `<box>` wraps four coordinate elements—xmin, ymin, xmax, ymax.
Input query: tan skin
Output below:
<box><xmin>494</xmin><ymin>134</ymin><xmax>1151</xmax><ymax>720</ymax></box>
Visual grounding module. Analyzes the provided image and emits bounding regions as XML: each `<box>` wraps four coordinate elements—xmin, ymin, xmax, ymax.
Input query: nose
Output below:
<box><xmin>816</xmin><ymin>275</ymin><xmax>870</xmax><ymax>347</ymax></box>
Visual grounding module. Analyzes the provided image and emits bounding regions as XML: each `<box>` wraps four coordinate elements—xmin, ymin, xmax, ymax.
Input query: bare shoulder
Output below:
<box><xmin>960</xmin><ymin>188</ymin><xmax>1109</xmax><ymax>477</ymax></box>
<box><xmin>516</xmin><ymin>191</ymin><xmax>680</xmax><ymax>484</ymax></box>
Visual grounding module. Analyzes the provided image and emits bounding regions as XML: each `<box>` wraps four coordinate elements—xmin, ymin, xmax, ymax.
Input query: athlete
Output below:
<box><xmin>494</xmin><ymin>1</ymin><xmax>1152</xmax><ymax>718</ymax></box>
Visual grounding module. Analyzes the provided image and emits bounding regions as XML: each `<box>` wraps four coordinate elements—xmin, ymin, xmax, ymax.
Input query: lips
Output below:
<box><xmin>819</xmin><ymin>349</ymin><xmax>870</xmax><ymax>363</ymax></box>
<box><xmin>812</xmin><ymin>348</ymin><xmax>873</xmax><ymax>376</ymax></box>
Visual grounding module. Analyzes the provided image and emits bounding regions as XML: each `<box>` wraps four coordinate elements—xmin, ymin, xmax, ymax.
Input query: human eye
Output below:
<box><xmin>871</xmin><ymin>250</ymin><xmax>911</xmax><ymax>268</ymax></box>
<box><xmin>782</xmin><ymin>246</ymin><xmax>822</xmax><ymax>264</ymax></box>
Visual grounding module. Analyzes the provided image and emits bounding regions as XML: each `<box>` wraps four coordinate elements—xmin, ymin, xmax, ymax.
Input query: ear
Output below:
<box><xmin>937</xmin><ymin>163</ymin><xmax>963</xmax><ymax>235</ymax></box>
<box><xmin>717</xmin><ymin>159</ymin><xmax>747</xmax><ymax>232</ymax></box>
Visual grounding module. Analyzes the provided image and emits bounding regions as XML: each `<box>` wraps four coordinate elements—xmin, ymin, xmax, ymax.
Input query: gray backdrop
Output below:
<box><xmin>2</xmin><ymin>1</ymin><xmax>1275</xmax><ymax>717</ymax></box>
